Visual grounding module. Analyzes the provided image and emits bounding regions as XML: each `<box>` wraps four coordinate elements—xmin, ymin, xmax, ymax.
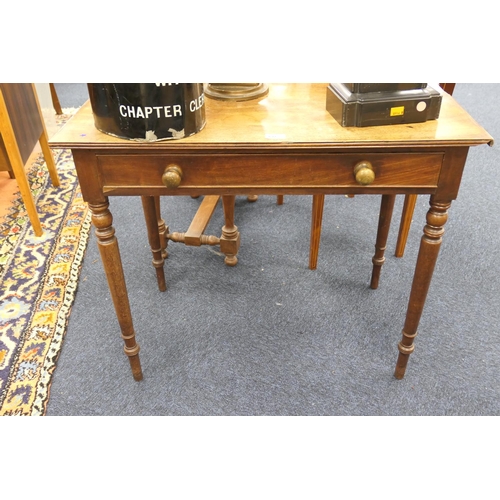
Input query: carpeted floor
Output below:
<box><xmin>44</xmin><ymin>83</ymin><xmax>500</xmax><ymax>416</ymax></box>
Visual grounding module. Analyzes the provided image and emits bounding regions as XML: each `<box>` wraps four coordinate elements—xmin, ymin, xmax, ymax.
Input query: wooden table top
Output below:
<box><xmin>50</xmin><ymin>84</ymin><xmax>493</xmax><ymax>150</ymax></box>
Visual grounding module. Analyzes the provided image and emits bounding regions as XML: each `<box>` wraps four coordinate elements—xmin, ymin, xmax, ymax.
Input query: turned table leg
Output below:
<box><xmin>370</xmin><ymin>194</ymin><xmax>396</xmax><ymax>289</ymax></box>
<box><xmin>90</xmin><ymin>200</ymin><xmax>143</xmax><ymax>381</ymax></box>
<box><xmin>394</xmin><ymin>197</ymin><xmax>451</xmax><ymax>379</ymax></box>
<box><xmin>220</xmin><ymin>195</ymin><xmax>240</xmax><ymax>266</ymax></box>
<box><xmin>142</xmin><ymin>196</ymin><xmax>167</xmax><ymax>292</ymax></box>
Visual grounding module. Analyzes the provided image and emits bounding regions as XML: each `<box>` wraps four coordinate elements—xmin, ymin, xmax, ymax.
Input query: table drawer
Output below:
<box><xmin>97</xmin><ymin>152</ymin><xmax>443</xmax><ymax>191</ymax></box>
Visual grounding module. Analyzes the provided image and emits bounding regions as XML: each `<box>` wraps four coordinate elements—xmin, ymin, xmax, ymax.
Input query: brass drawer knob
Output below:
<box><xmin>353</xmin><ymin>161</ymin><xmax>375</xmax><ymax>185</ymax></box>
<box><xmin>162</xmin><ymin>164</ymin><xmax>183</xmax><ymax>188</ymax></box>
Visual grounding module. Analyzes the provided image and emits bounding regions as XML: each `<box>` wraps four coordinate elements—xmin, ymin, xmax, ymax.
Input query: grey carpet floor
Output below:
<box><xmin>46</xmin><ymin>83</ymin><xmax>500</xmax><ymax>415</ymax></box>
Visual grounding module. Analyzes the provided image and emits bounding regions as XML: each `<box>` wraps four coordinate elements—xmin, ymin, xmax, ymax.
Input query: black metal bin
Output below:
<box><xmin>87</xmin><ymin>83</ymin><xmax>206</xmax><ymax>141</ymax></box>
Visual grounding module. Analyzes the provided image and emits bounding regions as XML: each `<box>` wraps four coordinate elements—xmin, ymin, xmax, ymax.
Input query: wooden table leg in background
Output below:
<box><xmin>154</xmin><ymin>196</ymin><xmax>168</xmax><ymax>259</ymax></box>
<box><xmin>371</xmin><ymin>194</ymin><xmax>396</xmax><ymax>289</ymax></box>
<box><xmin>89</xmin><ymin>200</ymin><xmax>143</xmax><ymax>381</ymax></box>
<box><xmin>394</xmin><ymin>197</ymin><xmax>451</xmax><ymax>379</ymax></box>
<box><xmin>49</xmin><ymin>83</ymin><xmax>63</xmax><ymax>115</ymax></box>
<box><xmin>141</xmin><ymin>196</ymin><xmax>167</xmax><ymax>292</ymax></box>
<box><xmin>395</xmin><ymin>194</ymin><xmax>417</xmax><ymax>258</ymax></box>
<box><xmin>220</xmin><ymin>195</ymin><xmax>240</xmax><ymax>266</ymax></box>
<box><xmin>309</xmin><ymin>194</ymin><xmax>325</xmax><ymax>270</ymax></box>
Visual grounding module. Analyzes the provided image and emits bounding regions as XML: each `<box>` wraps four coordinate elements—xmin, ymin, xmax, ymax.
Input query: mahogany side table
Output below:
<box><xmin>50</xmin><ymin>84</ymin><xmax>493</xmax><ymax>381</ymax></box>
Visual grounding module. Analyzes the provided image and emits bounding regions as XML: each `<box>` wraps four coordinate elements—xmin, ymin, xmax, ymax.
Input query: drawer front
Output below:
<box><xmin>97</xmin><ymin>152</ymin><xmax>443</xmax><ymax>192</ymax></box>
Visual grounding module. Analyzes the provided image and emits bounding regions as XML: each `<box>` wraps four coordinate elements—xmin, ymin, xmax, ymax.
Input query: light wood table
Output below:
<box><xmin>0</xmin><ymin>83</ymin><xmax>60</xmax><ymax>236</ymax></box>
<box><xmin>50</xmin><ymin>84</ymin><xmax>493</xmax><ymax>381</ymax></box>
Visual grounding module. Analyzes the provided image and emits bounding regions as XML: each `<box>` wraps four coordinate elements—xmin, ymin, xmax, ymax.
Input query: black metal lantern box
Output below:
<box><xmin>326</xmin><ymin>83</ymin><xmax>442</xmax><ymax>127</ymax></box>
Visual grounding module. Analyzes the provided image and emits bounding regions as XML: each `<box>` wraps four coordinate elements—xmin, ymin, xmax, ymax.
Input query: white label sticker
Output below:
<box><xmin>416</xmin><ymin>101</ymin><xmax>427</xmax><ymax>112</ymax></box>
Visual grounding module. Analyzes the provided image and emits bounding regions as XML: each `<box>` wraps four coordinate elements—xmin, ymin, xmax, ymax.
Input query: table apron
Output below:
<box><xmin>95</xmin><ymin>152</ymin><xmax>444</xmax><ymax>196</ymax></box>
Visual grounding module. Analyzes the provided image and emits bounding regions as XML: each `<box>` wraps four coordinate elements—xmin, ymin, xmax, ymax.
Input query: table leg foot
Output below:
<box><xmin>142</xmin><ymin>196</ymin><xmax>166</xmax><ymax>292</ymax></box>
<box><xmin>370</xmin><ymin>194</ymin><xmax>395</xmax><ymax>289</ymax></box>
<box><xmin>124</xmin><ymin>343</ymin><xmax>143</xmax><ymax>380</ymax></box>
<box><xmin>394</xmin><ymin>330</ymin><xmax>417</xmax><ymax>379</ymax></box>
<box><xmin>223</xmin><ymin>254</ymin><xmax>238</xmax><ymax>266</ymax></box>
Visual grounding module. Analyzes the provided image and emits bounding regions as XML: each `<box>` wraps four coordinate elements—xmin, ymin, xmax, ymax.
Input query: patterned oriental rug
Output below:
<box><xmin>0</xmin><ymin>112</ymin><xmax>91</xmax><ymax>415</ymax></box>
